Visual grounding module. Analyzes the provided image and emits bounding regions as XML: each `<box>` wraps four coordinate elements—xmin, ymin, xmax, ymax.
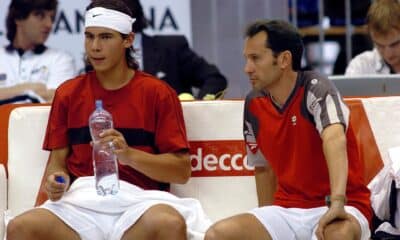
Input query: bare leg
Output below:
<box><xmin>324</xmin><ymin>214</ymin><xmax>362</xmax><ymax>240</ymax></box>
<box><xmin>7</xmin><ymin>208</ymin><xmax>80</xmax><ymax>240</ymax></box>
<box><xmin>121</xmin><ymin>203</ymin><xmax>187</xmax><ymax>240</ymax></box>
<box><xmin>205</xmin><ymin>213</ymin><xmax>271</xmax><ymax>240</ymax></box>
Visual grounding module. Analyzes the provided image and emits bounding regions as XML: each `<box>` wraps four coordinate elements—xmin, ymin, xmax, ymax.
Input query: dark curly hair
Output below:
<box><xmin>6</xmin><ymin>0</ymin><xmax>58</xmax><ymax>42</ymax></box>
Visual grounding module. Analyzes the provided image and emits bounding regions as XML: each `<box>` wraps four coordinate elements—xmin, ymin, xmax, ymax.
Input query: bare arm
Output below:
<box><xmin>120</xmin><ymin>149</ymin><xmax>191</xmax><ymax>184</ymax></box>
<box><xmin>0</xmin><ymin>82</ymin><xmax>53</xmax><ymax>101</ymax></box>
<box><xmin>255</xmin><ymin>166</ymin><xmax>277</xmax><ymax>207</ymax></box>
<box><xmin>316</xmin><ymin>123</ymin><xmax>349</xmax><ymax>239</ymax></box>
<box><xmin>44</xmin><ymin>146</ymin><xmax>71</xmax><ymax>201</ymax></box>
<box><xmin>321</xmin><ymin>123</ymin><xmax>348</xmax><ymax>199</ymax></box>
<box><xmin>41</xmin><ymin>88</ymin><xmax>56</xmax><ymax>102</ymax></box>
<box><xmin>100</xmin><ymin>129</ymin><xmax>191</xmax><ymax>184</ymax></box>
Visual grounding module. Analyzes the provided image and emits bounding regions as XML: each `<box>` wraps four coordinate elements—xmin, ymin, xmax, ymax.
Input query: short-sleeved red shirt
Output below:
<box><xmin>244</xmin><ymin>71</ymin><xmax>372</xmax><ymax>222</ymax></box>
<box><xmin>43</xmin><ymin>71</ymin><xmax>189</xmax><ymax>190</ymax></box>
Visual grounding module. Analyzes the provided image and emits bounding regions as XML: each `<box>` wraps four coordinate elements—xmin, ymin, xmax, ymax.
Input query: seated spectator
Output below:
<box><xmin>0</xmin><ymin>0</ymin><xmax>76</xmax><ymax>104</ymax></box>
<box><xmin>86</xmin><ymin>0</ymin><xmax>228</xmax><ymax>100</ymax></box>
<box><xmin>345</xmin><ymin>0</ymin><xmax>400</xmax><ymax>75</ymax></box>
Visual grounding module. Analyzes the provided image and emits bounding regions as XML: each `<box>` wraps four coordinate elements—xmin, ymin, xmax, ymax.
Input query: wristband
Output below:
<box><xmin>325</xmin><ymin>195</ymin><xmax>347</xmax><ymax>207</ymax></box>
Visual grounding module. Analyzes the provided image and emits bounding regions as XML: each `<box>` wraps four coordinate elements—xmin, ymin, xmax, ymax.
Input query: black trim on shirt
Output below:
<box><xmin>68</xmin><ymin>127</ymin><xmax>156</xmax><ymax>147</ymax></box>
<box><xmin>0</xmin><ymin>94</ymin><xmax>40</xmax><ymax>105</ymax></box>
<box><xmin>5</xmin><ymin>43</ymin><xmax>47</xmax><ymax>55</ymax></box>
<box><xmin>271</xmin><ymin>71</ymin><xmax>302</xmax><ymax>114</ymax></box>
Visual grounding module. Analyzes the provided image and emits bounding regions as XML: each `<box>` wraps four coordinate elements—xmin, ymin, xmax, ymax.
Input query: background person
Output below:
<box><xmin>0</xmin><ymin>0</ymin><xmax>76</xmax><ymax>104</ymax></box>
<box><xmin>345</xmin><ymin>0</ymin><xmax>400</xmax><ymax>75</ymax></box>
<box><xmin>205</xmin><ymin>19</ymin><xmax>371</xmax><ymax>240</ymax></box>
<box><xmin>6</xmin><ymin>1</ymin><xmax>210</xmax><ymax>239</ymax></box>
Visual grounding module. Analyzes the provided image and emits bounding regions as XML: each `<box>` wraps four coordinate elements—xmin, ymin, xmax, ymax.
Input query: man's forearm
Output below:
<box><xmin>255</xmin><ymin>166</ymin><xmax>276</xmax><ymax>206</ymax></box>
<box><xmin>322</xmin><ymin>124</ymin><xmax>348</xmax><ymax>198</ymax></box>
<box><xmin>0</xmin><ymin>85</ymin><xmax>24</xmax><ymax>99</ymax></box>
<box><xmin>45</xmin><ymin>147</ymin><xmax>70</xmax><ymax>178</ymax></box>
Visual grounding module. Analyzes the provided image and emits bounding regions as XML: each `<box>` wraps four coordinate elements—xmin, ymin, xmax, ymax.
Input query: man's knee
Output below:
<box><xmin>205</xmin><ymin>221</ymin><xmax>231</xmax><ymax>240</ymax></box>
<box><xmin>7</xmin><ymin>216</ymin><xmax>34</xmax><ymax>240</ymax></box>
<box><xmin>143</xmin><ymin>205</ymin><xmax>186</xmax><ymax>235</ymax></box>
<box><xmin>204</xmin><ymin>224</ymin><xmax>221</xmax><ymax>240</ymax></box>
<box><xmin>324</xmin><ymin>221</ymin><xmax>357</xmax><ymax>240</ymax></box>
<box><xmin>157</xmin><ymin>210</ymin><xmax>186</xmax><ymax>235</ymax></box>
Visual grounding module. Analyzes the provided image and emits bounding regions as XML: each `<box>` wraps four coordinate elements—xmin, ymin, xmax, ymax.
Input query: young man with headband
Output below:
<box><xmin>6</xmin><ymin>1</ymin><xmax>210</xmax><ymax>239</ymax></box>
<box><xmin>84</xmin><ymin>0</ymin><xmax>228</xmax><ymax>100</ymax></box>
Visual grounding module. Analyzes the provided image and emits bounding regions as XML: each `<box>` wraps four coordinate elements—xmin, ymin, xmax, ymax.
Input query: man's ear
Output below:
<box><xmin>124</xmin><ymin>32</ymin><xmax>134</xmax><ymax>48</ymax></box>
<box><xmin>278</xmin><ymin>50</ymin><xmax>292</xmax><ymax>69</ymax></box>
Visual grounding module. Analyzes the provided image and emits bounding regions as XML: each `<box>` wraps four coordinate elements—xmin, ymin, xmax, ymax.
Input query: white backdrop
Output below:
<box><xmin>0</xmin><ymin>0</ymin><xmax>192</xmax><ymax>71</ymax></box>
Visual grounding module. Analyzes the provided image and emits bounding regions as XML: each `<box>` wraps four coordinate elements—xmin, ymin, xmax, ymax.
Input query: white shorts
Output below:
<box><xmin>249</xmin><ymin>205</ymin><xmax>370</xmax><ymax>240</ymax></box>
<box><xmin>39</xmin><ymin>177</ymin><xmax>211</xmax><ymax>240</ymax></box>
<box><xmin>41</xmin><ymin>199</ymin><xmax>153</xmax><ymax>240</ymax></box>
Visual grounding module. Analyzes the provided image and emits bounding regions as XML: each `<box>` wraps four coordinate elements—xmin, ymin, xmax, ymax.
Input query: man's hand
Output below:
<box><xmin>45</xmin><ymin>172</ymin><xmax>70</xmax><ymax>201</ymax></box>
<box><xmin>315</xmin><ymin>201</ymin><xmax>349</xmax><ymax>240</ymax></box>
<box><xmin>98</xmin><ymin>129</ymin><xmax>131</xmax><ymax>166</ymax></box>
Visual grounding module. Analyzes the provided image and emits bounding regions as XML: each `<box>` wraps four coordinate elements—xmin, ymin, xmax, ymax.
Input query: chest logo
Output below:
<box><xmin>311</xmin><ymin>78</ymin><xmax>319</xmax><ymax>85</ymax></box>
<box><xmin>291</xmin><ymin>115</ymin><xmax>297</xmax><ymax>126</ymax></box>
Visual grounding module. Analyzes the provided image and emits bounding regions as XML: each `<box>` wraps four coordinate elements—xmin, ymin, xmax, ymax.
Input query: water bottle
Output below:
<box><xmin>89</xmin><ymin>100</ymin><xmax>119</xmax><ymax>196</ymax></box>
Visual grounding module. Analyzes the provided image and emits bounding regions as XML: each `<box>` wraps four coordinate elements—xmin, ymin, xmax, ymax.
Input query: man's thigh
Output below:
<box><xmin>7</xmin><ymin>208</ymin><xmax>80</xmax><ymax>240</ymax></box>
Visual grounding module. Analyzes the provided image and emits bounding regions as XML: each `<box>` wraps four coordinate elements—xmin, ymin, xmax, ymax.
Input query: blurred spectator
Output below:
<box><xmin>0</xmin><ymin>0</ymin><xmax>76</xmax><ymax>104</ymax></box>
<box><xmin>86</xmin><ymin>0</ymin><xmax>228</xmax><ymax>100</ymax></box>
<box><xmin>345</xmin><ymin>0</ymin><xmax>400</xmax><ymax>75</ymax></box>
<box><xmin>292</xmin><ymin>0</ymin><xmax>372</xmax><ymax>75</ymax></box>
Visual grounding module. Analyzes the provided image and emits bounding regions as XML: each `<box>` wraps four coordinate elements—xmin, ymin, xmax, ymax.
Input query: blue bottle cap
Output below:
<box><xmin>95</xmin><ymin>100</ymin><xmax>103</xmax><ymax>109</ymax></box>
<box><xmin>55</xmin><ymin>176</ymin><xmax>65</xmax><ymax>183</ymax></box>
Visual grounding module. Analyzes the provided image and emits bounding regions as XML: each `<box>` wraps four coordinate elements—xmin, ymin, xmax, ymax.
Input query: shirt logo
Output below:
<box><xmin>247</xmin><ymin>142</ymin><xmax>259</xmax><ymax>154</ymax></box>
<box><xmin>291</xmin><ymin>115</ymin><xmax>297</xmax><ymax>126</ymax></box>
<box><xmin>244</xmin><ymin>122</ymin><xmax>259</xmax><ymax>154</ymax></box>
<box><xmin>311</xmin><ymin>78</ymin><xmax>318</xmax><ymax>85</ymax></box>
<box><xmin>309</xmin><ymin>97</ymin><xmax>322</xmax><ymax>112</ymax></box>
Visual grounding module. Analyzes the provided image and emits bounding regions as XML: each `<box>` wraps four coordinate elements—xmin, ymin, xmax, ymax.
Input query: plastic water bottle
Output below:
<box><xmin>89</xmin><ymin>100</ymin><xmax>119</xmax><ymax>196</ymax></box>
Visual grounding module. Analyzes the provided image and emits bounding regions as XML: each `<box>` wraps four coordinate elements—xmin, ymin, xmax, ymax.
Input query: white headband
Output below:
<box><xmin>85</xmin><ymin>7</ymin><xmax>136</xmax><ymax>34</ymax></box>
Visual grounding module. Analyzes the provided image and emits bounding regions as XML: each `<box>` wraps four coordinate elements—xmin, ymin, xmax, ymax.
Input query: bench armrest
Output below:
<box><xmin>0</xmin><ymin>164</ymin><xmax>7</xmax><ymax>240</ymax></box>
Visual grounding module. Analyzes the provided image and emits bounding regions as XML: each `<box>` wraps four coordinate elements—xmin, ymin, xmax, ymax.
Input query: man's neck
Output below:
<box><xmin>268</xmin><ymin>71</ymin><xmax>298</xmax><ymax>107</ymax></box>
<box><xmin>13</xmin><ymin>35</ymin><xmax>36</xmax><ymax>51</ymax></box>
<box><xmin>96</xmin><ymin>65</ymin><xmax>135</xmax><ymax>90</ymax></box>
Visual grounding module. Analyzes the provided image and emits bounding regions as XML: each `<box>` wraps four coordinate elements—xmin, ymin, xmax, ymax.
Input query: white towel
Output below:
<box><xmin>369</xmin><ymin>146</ymin><xmax>400</xmax><ymax>231</ymax></box>
<box><xmin>41</xmin><ymin>176</ymin><xmax>211</xmax><ymax>240</ymax></box>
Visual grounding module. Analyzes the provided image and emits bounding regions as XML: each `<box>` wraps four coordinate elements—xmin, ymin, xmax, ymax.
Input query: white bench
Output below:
<box><xmin>1</xmin><ymin>97</ymin><xmax>398</xmax><ymax>239</ymax></box>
